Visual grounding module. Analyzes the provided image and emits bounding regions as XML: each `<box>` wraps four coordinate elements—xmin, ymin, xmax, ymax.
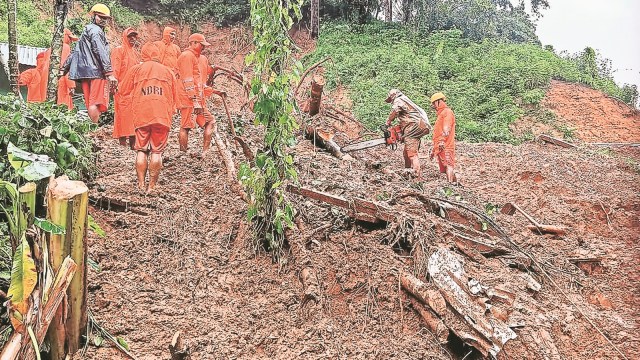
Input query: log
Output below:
<box><xmin>400</xmin><ymin>273</ymin><xmax>447</xmax><ymax>315</ymax></box>
<box><xmin>0</xmin><ymin>333</ymin><xmax>22</xmax><ymax>360</ymax></box>
<box><xmin>408</xmin><ymin>297</ymin><xmax>448</xmax><ymax>344</ymax></box>
<box><xmin>46</xmin><ymin>176</ymin><xmax>89</xmax><ymax>360</ymax></box>
<box><xmin>526</xmin><ymin>224</ymin><xmax>566</xmax><ymax>236</ymax></box>
<box><xmin>303</xmin><ymin>125</ymin><xmax>352</xmax><ymax>160</ymax></box>
<box><xmin>300</xmin><ymin>267</ymin><xmax>320</xmax><ymax>305</ymax></box>
<box><xmin>286</xmin><ymin>186</ymin><xmax>395</xmax><ymax>223</ymax></box>
<box><xmin>220</xmin><ymin>95</ymin><xmax>236</xmax><ymax>137</ymax></box>
<box><xmin>211</xmin><ymin>123</ymin><xmax>248</xmax><ymax>203</ymax></box>
<box><xmin>308</xmin><ymin>74</ymin><xmax>325</xmax><ymax>116</ymax></box>
<box><xmin>538</xmin><ymin>134</ymin><xmax>576</xmax><ymax>148</ymax></box>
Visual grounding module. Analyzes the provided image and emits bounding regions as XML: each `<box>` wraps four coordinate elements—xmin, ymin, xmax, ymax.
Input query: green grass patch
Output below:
<box><xmin>306</xmin><ymin>22</ymin><xmax>628</xmax><ymax>143</ymax></box>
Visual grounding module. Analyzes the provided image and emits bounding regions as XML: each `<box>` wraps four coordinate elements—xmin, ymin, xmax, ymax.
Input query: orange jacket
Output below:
<box><xmin>432</xmin><ymin>102</ymin><xmax>456</xmax><ymax>155</ymax></box>
<box><xmin>152</xmin><ymin>27</ymin><xmax>181</xmax><ymax>73</ymax></box>
<box><xmin>119</xmin><ymin>43</ymin><xmax>178</xmax><ymax>130</ymax></box>
<box><xmin>38</xmin><ymin>29</ymin><xmax>78</xmax><ymax>108</ymax></box>
<box><xmin>199</xmin><ymin>55</ymin><xmax>215</xmax><ymax>97</ymax></box>
<box><xmin>18</xmin><ymin>69</ymin><xmax>42</xmax><ymax>102</ymax></box>
<box><xmin>111</xmin><ymin>28</ymin><xmax>141</xmax><ymax>138</ymax></box>
<box><xmin>177</xmin><ymin>48</ymin><xmax>203</xmax><ymax>108</ymax></box>
<box><xmin>18</xmin><ymin>52</ymin><xmax>47</xmax><ymax>102</ymax></box>
<box><xmin>57</xmin><ymin>29</ymin><xmax>78</xmax><ymax>108</ymax></box>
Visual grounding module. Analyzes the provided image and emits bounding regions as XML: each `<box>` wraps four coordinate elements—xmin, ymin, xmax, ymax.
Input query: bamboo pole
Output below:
<box><xmin>45</xmin><ymin>176</ymin><xmax>88</xmax><ymax>360</ymax></box>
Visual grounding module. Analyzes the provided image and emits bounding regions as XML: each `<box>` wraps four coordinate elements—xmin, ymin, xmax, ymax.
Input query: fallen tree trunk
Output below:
<box><xmin>303</xmin><ymin>125</ymin><xmax>352</xmax><ymax>160</ymax></box>
<box><xmin>212</xmin><ymin>123</ymin><xmax>248</xmax><ymax>203</ymax></box>
<box><xmin>526</xmin><ymin>224</ymin><xmax>566</xmax><ymax>236</ymax></box>
<box><xmin>400</xmin><ymin>273</ymin><xmax>447</xmax><ymax>316</ymax></box>
<box><xmin>407</xmin><ymin>297</ymin><xmax>449</xmax><ymax>344</ymax></box>
<box><xmin>287</xmin><ymin>186</ymin><xmax>395</xmax><ymax>223</ymax></box>
<box><xmin>538</xmin><ymin>134</ymin><xmax>576</xmax><ymax>148</ymax></box>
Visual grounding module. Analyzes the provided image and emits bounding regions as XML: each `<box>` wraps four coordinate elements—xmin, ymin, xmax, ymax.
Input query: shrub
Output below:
<box><xmin>306</xmin><ymin>22</ymin><xmax>631</xmax><ymax>143</ymax></box>
<box><xmin>0</xmin><ymin>95</ymin><xmax>97</xmax><ymax>181</ymax></box>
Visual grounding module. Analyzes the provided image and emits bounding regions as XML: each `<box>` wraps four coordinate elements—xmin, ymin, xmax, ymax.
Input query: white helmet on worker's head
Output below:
<box><xmin>385</xmin><ymin>88</ymin><xmax>403</xmax><ymax>103</ymax></box>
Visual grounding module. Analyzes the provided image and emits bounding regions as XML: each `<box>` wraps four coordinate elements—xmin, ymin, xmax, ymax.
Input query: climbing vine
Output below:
<box><xmin>240</xmin><ymin>0</ymin><xmax>303</xmax><ymax>261</ymax></box>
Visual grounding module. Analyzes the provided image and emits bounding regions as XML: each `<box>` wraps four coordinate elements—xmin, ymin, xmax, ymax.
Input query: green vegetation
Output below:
<box><xmin>0</xmin><ymin>94</ymin><xmax>98</xmax><ymax>181</ymax></box>
<box><xmin>240</xmin><ymin>0</ymin><xmax>302</xmax><ymax>261</ymax></box>
<box><xmin>0</xmin><ymin>1</ymin><xmax>53</xmax><ymax>47</ymax></box>
<box><xmin>306</xmin><ymin>22</ymin><xmax>631</xmax><ymax>143</ymax></box>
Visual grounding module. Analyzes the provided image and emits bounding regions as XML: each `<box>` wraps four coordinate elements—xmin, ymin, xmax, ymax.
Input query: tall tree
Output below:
<box><xmin>311</xmin><ymin>0</ymin><xmax>319</xmax><ymax>38</ymax></box>
<box><xmin>385</xmin><ymin>0</ymin><xmax>393</xmax><ymax>22</ymax></box>
<box><xmin>6</xmin><ymin>0</ymin><xmax>19</xmax><ymax>96</ymax></box>
<box><xmin>47</xmin><ymin>0</ymin><xmax>70</xmax><ymax>101</ymax></box>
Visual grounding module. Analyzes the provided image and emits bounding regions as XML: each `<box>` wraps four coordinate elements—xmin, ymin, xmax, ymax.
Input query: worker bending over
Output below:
<box><xmin>430</xmin><ymin>92</ymin><xmax>458</xmax><ymax>184</ymax></box>
<box><xmin>119</xmin><ymin>43</ymin><xmax>178</xmax><ymax>194</ymax></box>
<box><xmin>385</xmin><ymin>89</ymin><xmax>431</xmax><ymax>180</ymax></box>
<box><xmin>177</xmin><ymin>33</ymin><xmax>215</xmax><ymax>157</ymax></box>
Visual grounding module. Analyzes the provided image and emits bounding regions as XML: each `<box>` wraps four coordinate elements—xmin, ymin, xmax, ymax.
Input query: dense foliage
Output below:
<box><xmin>0</xmin><ymin>1</ymin><xmax>53</xmax><ymax>47</ymax></box>
<box><xmin>307</xmin><ymin>22</ymin><xmax>633</xmax><ymax>143</ymax></box>
<box><xmin>0</xmin><ymin>94</ymin><xmax>97</xmax><ymax>181</ymax></box>
<box><xmin>240</xmin><ymin>0</ymin><xmax>302</xmax><ymax>261</ymax></box>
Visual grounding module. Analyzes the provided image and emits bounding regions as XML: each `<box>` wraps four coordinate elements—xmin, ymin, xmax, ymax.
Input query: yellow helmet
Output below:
<box><xmin>430</xmin><ymin>92</ymin><xmax>446</xmax><ymax>103</ymax></box>
<box><xmin>90</xmin><ymin>3</ymin><xmax>111</xmax><ymax>17</ymax></box>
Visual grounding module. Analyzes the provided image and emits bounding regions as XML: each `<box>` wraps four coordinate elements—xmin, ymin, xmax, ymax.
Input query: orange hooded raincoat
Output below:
<box><xmin>18</xmin><ymin>52</ymin><xmax>47</xmax><ymax>103</ymax></box>
<box><xmin>119</xmin><ymin>43</ymin><xmax>178</xmax><ymax>152</ymax></box>
<box><xmin>111</xmin><ymin>28</ymin><xmax>141</xmax><ymax>140</ymax></box>
<box><xmin>432</xmin><ymin>101</ymin><xmax>456</xmax><ymax>170</ymax></box>
<box><xmin>153</xmin><ymin>27</ymin><xmax>181</xmax><ymax>74</ymax></box>
<box><xmin>199</xmin><ymin>55</ymin><xmax>215</xmax><ymax>98</ymax></box>
<box><xmin>36</xmin><ymin>29</ymin><xmax>79</xmax><ymax>108</ymax></box>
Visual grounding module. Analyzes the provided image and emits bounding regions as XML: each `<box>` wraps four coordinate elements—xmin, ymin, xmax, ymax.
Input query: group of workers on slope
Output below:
<box><xmin>385</xmin><ymin>89</ymin><xmax>458</xmax><ymax>184</ymax></box>
<box><xmin>18</xmin><ymin>3</ymin><xmax>458</xmax><ymax>193</ymax></box>
<box><xmin>19</xmin><ymin>4</ymin><xmax>225</xmax><ymax>194</ymax></box>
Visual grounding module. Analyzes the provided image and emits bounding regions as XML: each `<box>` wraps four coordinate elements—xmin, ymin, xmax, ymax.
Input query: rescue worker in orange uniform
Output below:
<box><xmin>18</xmin><ymin>52</ymin><xmax>47</xmax><ymax>103</ymax></box>
<box><xmin>385</xmin><ymin>89</ymin><xmax>431</xmax><ymax>180</ymax></box>
<box><xmin>177</xmin><ymin>33</ymin><xmax>215</xmax><ymax>157</ymax></box>
<box><xmin>39</xmin><ymin>28</ymin><xmax>79</xmax><ymax>108</ymax></box>
<box><xmin>118</xmin><ymin>42</ymin><xmax>178</xmax><ymax>194</ymax></box>
<box><xmin>152</xmin><ymin>27</ymin><xmax>181</xmax><ymax>74</ymax></box>
<box><xmin>62</xmin><ymin>4</ymin><xmax>116</xmax><ymax>123</ymax></box>
<box><xmin>430</xmin><ymin>92</ymin><xmax>458</xmax><ymax>184</ymax></box>
<box><xmin>111</xmin><ymin>27</ymin><xmax>141</xmax><ymax>147</ymax></box>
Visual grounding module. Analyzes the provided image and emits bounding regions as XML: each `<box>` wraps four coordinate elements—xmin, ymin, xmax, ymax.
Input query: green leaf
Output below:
<box><xmin>117</xmin><ymin>336</ymin><xmax>130</xmax><ymax>351</ymax></box>
<box><xmin>8</xmin><ymin>236</ymin><xmax>38</xmax><ymax>330</ymax></box>
<box><xmin>34</xmin><ymin>217</ymin><xmax>66</xmax><ymax>235</ymax></box>
<box><xmin>88</xmin><ymin>257</ymin><xmax>102</xmax><ymax>272</ymax></box>
<box><xmin>94</xmin><ymin>334</ymin><xmax>104</xmax><ymax>347</ymax></box>
<box><xmin>88</xmin><ymin>215</ymin><xmax>106</xmax><ymax>237</ymax></box>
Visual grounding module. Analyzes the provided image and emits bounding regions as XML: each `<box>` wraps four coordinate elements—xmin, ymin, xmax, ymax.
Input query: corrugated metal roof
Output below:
<box><xmin>0</xmin><ymin>43</ymin><xmax>48</xmax><ymax>67</ymax></box>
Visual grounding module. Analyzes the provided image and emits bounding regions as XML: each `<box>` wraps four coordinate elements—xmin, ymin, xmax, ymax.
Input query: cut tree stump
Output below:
<box><xmin>308</xmin><ymin>74</ymin><xmax>325</xmax><ymax>116</ymax></box>
<box><xmin>46</xmin><ymin>176</ymin><xmax>89</xmax><ymax>360</ymax></box>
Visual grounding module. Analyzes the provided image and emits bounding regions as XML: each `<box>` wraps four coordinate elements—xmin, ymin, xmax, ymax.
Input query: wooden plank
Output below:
<box><xmin>538</xmin><ymin>134</ymin><xmax>577</xmax><ymax>148</ymax></box>
<box><xmin>287</xmin><ymin>186</ymin><xmax>350</xmax><ymax>209</ymax></box>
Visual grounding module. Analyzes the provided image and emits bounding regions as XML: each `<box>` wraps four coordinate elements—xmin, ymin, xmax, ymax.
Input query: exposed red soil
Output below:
<box><xmin>543</xmin><ymin>80</ymin><xmax>640</xmax><ymax>143</ymax></box>
<box><xmin>76</xmin><ymin>25</ymin><xmax>639</xmax><ymax>360</ymax></box>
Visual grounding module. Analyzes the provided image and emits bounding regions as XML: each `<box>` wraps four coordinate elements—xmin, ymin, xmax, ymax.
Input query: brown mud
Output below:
<box><xmin>78</xmin><ymin>25</ymin><xmax>639</xmax><ymax>360</ymax></box>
